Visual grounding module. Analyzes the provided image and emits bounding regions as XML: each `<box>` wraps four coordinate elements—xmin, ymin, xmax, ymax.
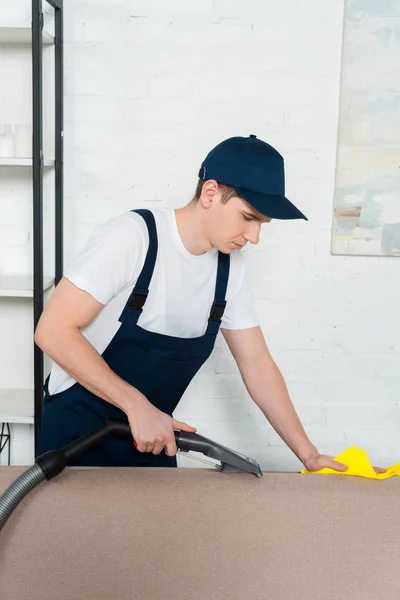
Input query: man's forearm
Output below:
<box><xmin>35</xmin><ymin>327</ymin><xmax>142</xmax><ymax>412</ymax></box>
<box><xmin>241</xmin><ymin>358</ymin><xmax>318</xmax><ymax>463</ymax></box>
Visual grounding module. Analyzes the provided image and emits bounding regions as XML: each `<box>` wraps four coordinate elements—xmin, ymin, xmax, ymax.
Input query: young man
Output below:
<box><xmin>35</xmin><ymin>134</ymin><xmax>385</xmax><ymax>473</ymax></box>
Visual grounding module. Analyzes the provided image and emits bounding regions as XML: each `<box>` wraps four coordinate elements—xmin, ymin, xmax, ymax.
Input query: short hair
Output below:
<box><xmin>192</xmin><ymin>179</ymin><xmax>244</xmax><ymax>204</ymax></box>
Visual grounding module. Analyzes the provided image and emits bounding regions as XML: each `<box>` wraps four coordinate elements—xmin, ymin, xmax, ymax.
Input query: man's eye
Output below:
<box><xmin>243</xmin><ymin>215</ymin><xmax>253</xmax><ymax>221</ymax></box>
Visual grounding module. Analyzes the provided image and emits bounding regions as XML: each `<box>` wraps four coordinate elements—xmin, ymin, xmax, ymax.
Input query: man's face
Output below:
<box><xmin>204</xmin><ymin>189</ymin><xmax>272</xmax><ymax>253</ymax></box>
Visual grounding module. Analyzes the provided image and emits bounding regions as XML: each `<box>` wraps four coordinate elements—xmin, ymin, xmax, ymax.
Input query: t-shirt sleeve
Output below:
<box><xmin>63</xmin><ymin>213</ymin><xmax>148</xmax><ymax>305</ymax></box>
<box><xmin>220</xmin><ymin>251</ymin><xmax>260</xmax><ymax>330</ymax></box>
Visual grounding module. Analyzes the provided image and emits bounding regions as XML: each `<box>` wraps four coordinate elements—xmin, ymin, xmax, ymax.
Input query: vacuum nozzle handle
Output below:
<box><xmin>35</xmin><ymin>418</ymin><xmax>262</xmax><ymax>480</ymax></box>
<box><xmin>174</xmin><ymin>430</ymin><xmax>213</xmax><ymax>454</ymax></box>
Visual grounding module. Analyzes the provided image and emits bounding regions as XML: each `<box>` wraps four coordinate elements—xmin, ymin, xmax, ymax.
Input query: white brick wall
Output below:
<box><xmin>2</xmin><ymin>0</ymin><xmax>399</xmax><ymax>470</ymax></box>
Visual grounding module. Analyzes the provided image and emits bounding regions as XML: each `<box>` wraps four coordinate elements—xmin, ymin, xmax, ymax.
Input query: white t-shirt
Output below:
<box><xmin>48</xmin><ymin>207</ymin><xmax>259</xmax><ymax>395</ymax></box>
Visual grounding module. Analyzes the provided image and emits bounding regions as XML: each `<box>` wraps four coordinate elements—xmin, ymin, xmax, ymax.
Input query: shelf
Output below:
<box><xmin>0</xmin><ymin>22</ymin><xmax>54</xmax><ymax>44</ymax></box>
<box><xmin>0</xmin><ymin>275</ymin><xmax>55</xmax><ymax>297</ymax></box>
<box><xmin>1</xmin><ymin>5</ymin><xmax>63</xmax><ymax>455</ymax></box>
<box><xmin>0</xmin><ymin>157</ymin><xmax>54</xmax><ymax>167</ymax></box>
<box><xmin>0</xmin><ymin>389</ymin><xmax>34</xmax><ymax>424</ymax></box>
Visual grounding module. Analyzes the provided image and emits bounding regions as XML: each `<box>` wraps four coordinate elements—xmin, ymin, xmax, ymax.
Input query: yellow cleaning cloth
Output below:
<box><xmin>301</xmin><ymin>446</ymin><xmax>400</xmax><ymax>479</ymax></box>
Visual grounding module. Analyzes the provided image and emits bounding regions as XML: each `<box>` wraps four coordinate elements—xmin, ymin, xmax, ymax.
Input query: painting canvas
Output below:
<box><xmin>332</xmin><ymin>0</ymin><xmax>400</xmax><ymax>257</ymax></box>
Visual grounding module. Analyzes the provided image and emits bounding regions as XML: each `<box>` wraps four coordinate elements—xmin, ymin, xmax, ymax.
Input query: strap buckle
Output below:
<box><xmin>128</xmin><ymin>288</ymin><xmax>148</xmax><ymax>311</ymax></box>
<box><xmin>209</xmin><ymin>299</ymin><xmax>226</xmax><ymax>322</ymax></box>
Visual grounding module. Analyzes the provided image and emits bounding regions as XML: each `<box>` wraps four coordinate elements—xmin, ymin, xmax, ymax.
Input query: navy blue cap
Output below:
<box><xmin>198</xmin><ymin>134</ymin><xmax>308</xmax><ymax>221</ymax></box>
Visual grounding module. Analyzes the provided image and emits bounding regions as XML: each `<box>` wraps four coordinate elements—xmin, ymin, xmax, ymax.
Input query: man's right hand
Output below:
<box><xmin>126</xmin><ymin>393</ymin><xmax>197</xmax><ymax>456</ymax></box>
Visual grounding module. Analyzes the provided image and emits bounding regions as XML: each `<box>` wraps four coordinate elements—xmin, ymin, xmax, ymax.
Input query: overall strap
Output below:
<box><xmin>206</xmin><ymin>251</ymin><xmax>230</xmax><ymax>334</ymax></box>
<box><xmin>125</xmin><ymin>209</ymin><xmax>158</xmax><ymax>316</ymax></box>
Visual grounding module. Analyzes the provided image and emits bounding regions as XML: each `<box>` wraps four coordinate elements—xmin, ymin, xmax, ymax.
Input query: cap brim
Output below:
<box><xmin>235</xmin><ymin>187</ymin><xmax>308</xmax><ymax>221</ymax></box>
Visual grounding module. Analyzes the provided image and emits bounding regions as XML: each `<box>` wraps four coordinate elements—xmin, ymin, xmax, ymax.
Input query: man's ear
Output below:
<box><xmin>200</xmin><ymin>180</ymin><xmax>219</xmax><ymax>209</ymax></box>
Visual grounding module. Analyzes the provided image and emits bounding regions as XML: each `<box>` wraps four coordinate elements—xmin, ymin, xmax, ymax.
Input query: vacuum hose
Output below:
<box><xmin>0</xmin><ymin>417</ymin><xmax>262</xmax><ymax>531</ymax></box>
<box><xmin>0</xmin><ymin>464</ymin><xmax>46</xmax><ymax>531</ymax></box>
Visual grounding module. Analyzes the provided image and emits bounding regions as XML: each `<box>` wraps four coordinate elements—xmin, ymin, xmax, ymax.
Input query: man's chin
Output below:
<box><xmin>211</xmin><ymin>241</ymin><xmax>237</xmax><ymax>254</ymax></box>
<box><xmin>216</xmin><ymin>244</ymin><xmax>236</xmax><ymax>254</ymax></box>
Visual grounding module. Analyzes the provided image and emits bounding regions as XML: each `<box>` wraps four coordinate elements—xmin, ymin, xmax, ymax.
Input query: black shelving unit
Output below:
<box><xmin>32</xmin><ymin>0</ymin><xmax>64</xmax><ymax>456</ymax></box>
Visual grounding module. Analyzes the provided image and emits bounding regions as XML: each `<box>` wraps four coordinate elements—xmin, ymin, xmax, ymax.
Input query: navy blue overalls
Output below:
<box><xmin>38</xmin><ymin>209</ymin><xmax>230</xmax><ymax>467</ymax></box>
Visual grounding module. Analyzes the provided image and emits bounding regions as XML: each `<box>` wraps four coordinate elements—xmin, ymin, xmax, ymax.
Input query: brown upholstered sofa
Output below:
<box><xmin>1</xmin><ymin>466</ymin><xmax>399</xmax><ymax>599</ymax></box>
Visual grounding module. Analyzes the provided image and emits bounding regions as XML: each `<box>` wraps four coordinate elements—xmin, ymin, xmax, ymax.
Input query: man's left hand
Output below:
<box><xmin>302</xmin><ymin>452</ymin><xmax>387</xmax><ymax>475</ymax></box>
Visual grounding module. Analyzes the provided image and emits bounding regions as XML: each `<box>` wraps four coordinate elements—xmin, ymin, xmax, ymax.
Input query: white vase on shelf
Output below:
<box><xmin>0</xmin><ymin>124</ymin><xmax>15</xmax><ymax>158</ymax></box>
<box><xmin>14</xmin><ymin>123</ymin><xmax>31</xmax><ymax>158</ymax></box>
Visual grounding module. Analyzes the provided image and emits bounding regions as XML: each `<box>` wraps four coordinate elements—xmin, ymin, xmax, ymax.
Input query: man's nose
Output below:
<box><xmin>244</xmin><ymin>224</ymin><xmax>261</xmax><ymax>245</ymax></box>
